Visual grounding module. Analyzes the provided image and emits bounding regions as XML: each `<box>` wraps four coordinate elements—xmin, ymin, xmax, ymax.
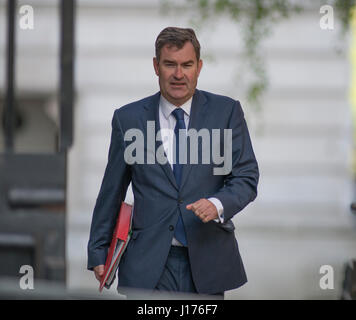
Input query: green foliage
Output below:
<box><xmin>334</xmin><ymin>0</ymin><xmax>356</xmax><ymax>32</ymax></box>
<box><xmin>160</xmin><ymin>0</ymin><xmax>355</xmax><ymax>109</ymax></box>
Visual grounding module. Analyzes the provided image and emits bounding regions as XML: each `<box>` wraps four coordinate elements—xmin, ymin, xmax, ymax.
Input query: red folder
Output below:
<box><xmin>99</xmin><ymin>202</ymin><xmax>133</xmax><ymax>292</ymax></box>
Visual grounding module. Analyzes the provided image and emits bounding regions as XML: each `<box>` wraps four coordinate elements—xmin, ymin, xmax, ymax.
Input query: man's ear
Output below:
<box><xmin>153</xmin><ymin>57</ymin><xmax>159</xmax><ymax>76</ymax></box>
<box><xmin>197</xmin><ymin>59</ymin><xmax>203</xmax><ymax>77</ymax></box>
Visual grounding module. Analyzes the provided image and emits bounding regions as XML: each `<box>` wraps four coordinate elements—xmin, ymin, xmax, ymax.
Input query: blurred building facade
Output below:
<box><xmin>1</xmin><ymin>0</ymin><xmax>355</xmax><ymax>299</ymax></box>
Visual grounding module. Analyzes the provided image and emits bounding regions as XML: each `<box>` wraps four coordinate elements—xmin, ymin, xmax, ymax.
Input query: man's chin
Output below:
<box><xmin>166</xmin><ymin>91</ymin><xmax>191</xmax><ymax>104</ymax></box>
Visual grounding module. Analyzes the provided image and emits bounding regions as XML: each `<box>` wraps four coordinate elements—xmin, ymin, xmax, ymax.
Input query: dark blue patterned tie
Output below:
<box><xmin>172</xmin><ymin>108</ymin><xmax>187</xmax><ymax>246</ymax></box>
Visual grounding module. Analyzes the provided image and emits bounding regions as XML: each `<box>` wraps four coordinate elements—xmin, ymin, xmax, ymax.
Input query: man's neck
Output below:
<box><xmin>161</xmin><ymin>92</ymin><xmax>195</xmax><ymax>107</ymax></box>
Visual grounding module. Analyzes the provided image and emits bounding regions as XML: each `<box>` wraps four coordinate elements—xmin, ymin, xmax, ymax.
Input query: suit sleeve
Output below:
<box><xmin>212</xmin><ymin>100</ymin><xmax>259</xmax><ymax>222</ymax></box>
<box><xmin>87</xmin><ymin>110</ymin><xmax>132</xmax><ymax>270</ymax></box>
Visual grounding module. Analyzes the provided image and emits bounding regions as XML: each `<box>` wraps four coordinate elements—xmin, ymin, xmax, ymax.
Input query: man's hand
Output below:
<box><xmin>94</xmin><ymin>265</ymin><xmax>104</xmax><ymax>282</ymax></box>
<box><xmin>186</xmin><ymin>199</ymin><xmax>218</xmax><ymax>223</ymax></box>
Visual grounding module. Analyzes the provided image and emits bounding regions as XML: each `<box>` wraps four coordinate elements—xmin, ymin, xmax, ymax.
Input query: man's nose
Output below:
<box><xmin>173</xmin><ymin>66</ymin><xmax>184</xmax><ymax>79</ymax></box>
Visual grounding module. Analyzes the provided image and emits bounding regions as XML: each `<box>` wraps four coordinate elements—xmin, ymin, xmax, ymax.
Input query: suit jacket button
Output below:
<box><xmin>178</xmin><ymin>199</ymin><xmax>183</xmax><ymax>204</ymax></box>
<box><xmin>169</xmin><ymin>225</ymin><xmax>174</xmax><ymax>231</ymax></box>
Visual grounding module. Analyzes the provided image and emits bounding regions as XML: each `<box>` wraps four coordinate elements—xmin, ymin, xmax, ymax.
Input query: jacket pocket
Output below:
<box><xmin>216</xmin><ymin>219</ymin><xmax>235</xmax><ymax>233</ymax></box>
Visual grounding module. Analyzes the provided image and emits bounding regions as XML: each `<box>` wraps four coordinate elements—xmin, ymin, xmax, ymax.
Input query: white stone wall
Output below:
<box><xmin>0</xmin><ymin>0</ymin><xmax>354</xmax><ymax>299</ymax></box>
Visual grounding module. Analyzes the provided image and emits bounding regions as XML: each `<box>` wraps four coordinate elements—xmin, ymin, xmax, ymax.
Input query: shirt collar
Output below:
<box><xmin>160</xmin><ymin>94</ymin><xmax>192</xmax><ymax>120</ymax></box>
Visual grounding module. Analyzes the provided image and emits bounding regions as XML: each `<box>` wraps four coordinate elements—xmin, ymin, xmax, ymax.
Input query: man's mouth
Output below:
<box><xmin>170</xmin><ymin>82</ymin><xmax>186</xmax><ymax>87</ymax></box>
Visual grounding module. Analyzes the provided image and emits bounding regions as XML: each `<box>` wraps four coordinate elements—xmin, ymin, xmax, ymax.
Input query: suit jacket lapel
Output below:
<box><xmin>143</xmin><ymin>91</ymin><xmax>179</xmax><ymax>190</ymax></box>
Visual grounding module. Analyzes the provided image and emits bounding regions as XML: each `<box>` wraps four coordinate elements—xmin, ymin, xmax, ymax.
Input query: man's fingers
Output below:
<box><xmin>94</xmin><ymin>265</ymin><xmax>105</xmax><ymax>282</ymax></box>
<box><xmin>186</xmin><ymin>199</ymin><xmax>204</xmax><ymax>212</ymax></box>
<box><xmin>186</xmin><ymin>199</ymin><xmax>218</xmax><ymax>223</ymax></box>
<box><xmin>95</xmin><ymin>265</ymin><xmax>104</xmax><ymax>274</ymax></box>
<box><xmin>202</xmin><ymin>216</ymin><xmax>210</xmax><ymax>223</ymax></box>
<box><xmin>194</xmin><ymin>208</ymin><xmax>212</xmax><ymax>223</ymax></box>
<box><xmin>202</xmin><ymin>212</ymin><xmax>213</xmax><ymax>223</ymax></box>
<box><xmin>186</xmin><ymin>203</ymin><xmax>198</xmax><ymax>211</ymax></box>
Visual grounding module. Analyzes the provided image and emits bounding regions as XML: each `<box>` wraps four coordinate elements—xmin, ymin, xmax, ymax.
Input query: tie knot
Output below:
<box><xmin>172</xmin><ymin>108</ymin><xmax>185</xmax><ymax>121</ymax></box>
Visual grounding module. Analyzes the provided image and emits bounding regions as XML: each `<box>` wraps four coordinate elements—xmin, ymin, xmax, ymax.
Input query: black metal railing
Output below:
<box><xmin>0</xmin><ymin>0</ymin><xmax>76</xmax><ymax>285</ymax></box>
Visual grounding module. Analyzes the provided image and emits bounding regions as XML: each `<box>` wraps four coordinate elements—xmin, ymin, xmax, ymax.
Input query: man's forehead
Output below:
<box><xmin>162</xmin><ymin>41</ymin><xmax>194</xmax><ymax>51</ymax></box>
<box><xmin>160</xmin><ymin>42</ymin><xmax>197</xmax><ymax>59</ymax></box>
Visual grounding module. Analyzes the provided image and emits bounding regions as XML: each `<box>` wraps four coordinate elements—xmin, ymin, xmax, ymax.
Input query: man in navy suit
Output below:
<box><xmin>87</xmin><ymin>27</ymin><xmax>259</xmax><ymax>296</ymax></box>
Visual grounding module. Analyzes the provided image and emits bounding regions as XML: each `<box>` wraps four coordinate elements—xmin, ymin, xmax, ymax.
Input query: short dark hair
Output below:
<box><xmin>155</xmin><ymin>27</ymin><xmax>201</xmax><ymax>62</ymax></box>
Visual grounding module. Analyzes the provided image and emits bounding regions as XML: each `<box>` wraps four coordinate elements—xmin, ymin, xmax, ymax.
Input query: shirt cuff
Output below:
<box><xmin>208</xmin><ymin>197</ymin><xmax>224</xmax><ymax>223</ymax></box>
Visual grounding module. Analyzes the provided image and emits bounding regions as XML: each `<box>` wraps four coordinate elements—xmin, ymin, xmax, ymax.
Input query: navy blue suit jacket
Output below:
<box><xmin>87</xmin><ymin>89</ymin><xmax>259</xmax><ymax>294</ymax></box>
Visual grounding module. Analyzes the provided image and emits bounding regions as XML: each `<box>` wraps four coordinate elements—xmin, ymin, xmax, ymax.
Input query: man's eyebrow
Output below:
<box><xmin>162</xmin><ymin>59</ymin><xmax>176</xmax><ymax>64</ymax></box>
<box><xmin>162</xmin><ymin>59</ymin><xmax>195</xmax><ymax>64</ymax></box>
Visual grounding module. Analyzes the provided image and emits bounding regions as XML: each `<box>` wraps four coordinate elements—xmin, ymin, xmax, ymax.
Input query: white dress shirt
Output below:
<box><xmin>158</xmin><ymin>95</ymin><xmax>224</xmax><ymax>246</ymax></box>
